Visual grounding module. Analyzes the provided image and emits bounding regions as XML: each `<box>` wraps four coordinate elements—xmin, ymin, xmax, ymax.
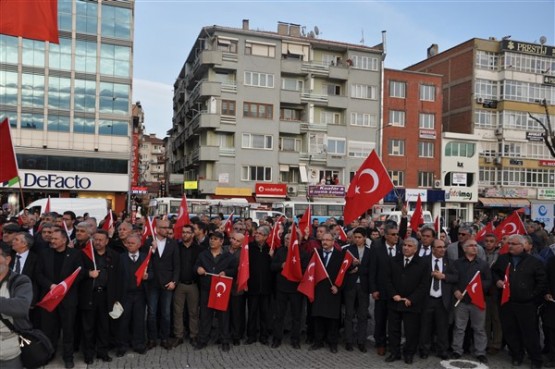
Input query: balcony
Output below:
<box><xmin>188</xmin><ymin>80</ymin><xmax>221</xmax><ymax>104</ymax></box>
<box><xmin>301</xmin><ymin>90</ymin><xmax>328</xmax><ymax>105</ymax></box>
<box><xmin>327</xmin><ymin>95</ymin><xmax>348</xmax><ymax>109</ymax></box>
<box><xmin>281</xmin><ymin>59</ymin><xmax>304</xmax><ymax>75</ymax></box>
<box><xmin>279</xmin><ymin>120</ymin><xmax>301</xmax><ymax>135</ymax></box>
<box><xmin>300</xmin><ymin>122</ymin><xmax>328</xmax><ymax>132</ymax></box>
<box><xmin>221</xmin><ymin>82</ymin><xmax>237</xmax><ymax>93</ymax></box>
<box><xmin>280</xmin><ymin>89</ymin><xmax>301</xmax><ymax>104</ymax></box>
<box><xmin>199</xmin><ymin>145</ymin><xmax>220</xmax><ymax>161</ymax></box>
<box><xmin>190</xmin><ymin>112</ymin><xmax>220</xmax><ymax>131</ymax></box>
<box><xmin>301</xmin><ymin>61</ymin><xmax>329</xmax><ymax>76</ymax></box>
<box><xmin>220</xmin><ymin>148</ymin><xmax>236</xmax><ymax>157</ymax></box>
<box><xmin>300</xmin><ymin>152</ymin><xmax>326</xmax><ymax>162</ymax></box>
<box><xmin>278</xmin><ymin>151</ymin><xmax>300</xmax><ymax>165</ymax></box>
<box><xmin>190</xmin><ymin>50</ymin><xmax>223</xmax><ymax>76</ymax></box>
<box><xmin>329</xmin><ymin>65</ymin><xmax>349</xmax><ymax>80</ymax></box>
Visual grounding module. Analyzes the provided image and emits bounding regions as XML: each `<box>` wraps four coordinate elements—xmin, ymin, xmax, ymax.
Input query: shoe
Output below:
<box><xmin>170</xmin><ymin>337</ymin><xmax>184</xmax><ymax>348</ymax></box>
<box><xmin>420</xmin><ymin>352</ymin><xmax>429</xmax><ymax>359</ymax></box>
<box><xmin>271</xmin><ymin>340</ymin><xmax>281</xmax><ymax>348</ymax></box>
<box><xmin>385</xmin><ymin>354</ymin><xmax>401</xmax><ymax>362</ymax></box>
<box><xmin>531</xmin><ymin>363</ymin><xmax>543</xmax><ymax>369</ymax></box>
<box><xmin>161</xmin><ymin>340</ymin><xmax>172</xmax><ymax>350</ymax></box>
<box><xmin>544</xmin><ymin>361</ymin><xmax>555</xmax><ymax>368</ymax></box>
<box><xmin>221</xmin><ymin>343</ymin><xmax>230</xmax><ymax>352</ymax></box>
<box><xmin>134</xmin><ymin>347</ymin><xmax>147</xmax><ymax>355</ymax></box>
<box><xmin>97</xmin><ymin>354</ymin><xmax>112</xmax><ymax>362</ymax></box>
<box><xmin>376</xmin><ymin>346</ymin><xmax>386</xmax><ymax>356</ymax></box>
<box><xmin>438</xmin><ymin>353</ymin><xmax>449</xmax><ymax>360</ymax></box>
<box><xmin>232</xmin><ymin>339</ymin><xmax>240</xmax><ymax>346</ymax></box>
<box><xmin>146</xmin><ymin>340</ymin><xmax>157</xmax><ymax>350</ymax></box>
<box><xmin>292</xmin><ymin>342</ymin><xmax>301</xmax><ymax>349</ymax></box>
<box><xmin>358</xmin><ymin>343</ymin><xmax>367</xmax><ymax>353</ymax></box>
<box><xmin>305</xmin><ymin>337</ymin><xmax>314</xmax><ymax>345</ymax></box>
<box><xmin>84</xmin><ymin>357</ymin><xmax>93</xmax><ymax>365</ymax></box>
<box><xmin>330</xmin><ymin>344</ymin><xmax>338</xmax><ymax>354</ymax></box>
<box><xmin>487</xmin><ymin>347</ymin><xmax>500</xmax><ymax>355</ymax></box>
<box><xmin>451</xmin><ymin>352</ymin><xmax>462</xmax><ymax>359</ymax></box>
<box><xmin>477</xmin><ymin>355</ymin><xmax>488</xmax><ymax>364</ymax></box>
<box><xmin>345</xmin><ymin>343</ymin><xmax>354</xmax><ymax>351</ymax></box>
<box><xmin>404</xmin><ymin>356</ymin><xmax>414</xmax><ymax>364</ymax></box>
<box><xmin>195</xmin><ymin>342</ymin><xmax>207</xmax><ymax>350</ymax></box>
<box><xmin>190</xmin><ymin>337</ymin><xmax>197</xmax><ymax>346</ymax></box>
<box><xmin>115</xmin><ymin>349</ymin><xmax>126</xmax><ymax>357</ymax></box>
<box><xmin>64</xmin><ymin>360</ymin><xmax>75</xmax><ymax>369</ymax></box>
<box><xmin>259</xmin><ymin>338</ymin><xmax>269</xmax><ymax>345</ymax></box>
<box><xmin>245</xmin><ymin>337</ymin><xmax>256</xmax><ymax>345</ymax></box>
<box><xmin>309</xmin><ymin>343</ymin><xmax>323</xmax><ymax>351</ymax></box>
<box><xmin>512</xmin><ymin>359</ymin><xmax>523</xmax><ymax>366</ymax></box>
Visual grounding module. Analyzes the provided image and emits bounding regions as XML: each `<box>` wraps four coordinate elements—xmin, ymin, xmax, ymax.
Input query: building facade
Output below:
<box><xmin>139</xmin><ymin>133</ymin><xmax>166</xmax><ymax>196</ymax></box>
<box><xmin>167</xmin><ymin>21</ymin><xmax>385</xmax><ymax>203</ymax></box>
<box><xmin>0</xmin><ymin>0</ymin><xmax>135</xmax><ymax>212</ymax></box>
<box><xmin>408</xmin><ymin>38</ymin><xmax>555</xmax><ymax>221</ymax></box>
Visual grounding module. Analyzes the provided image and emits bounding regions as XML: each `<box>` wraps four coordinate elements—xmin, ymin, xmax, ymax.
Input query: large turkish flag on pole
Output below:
<box><xmin>0</xmin><ymin>0</ymin><xmax>59</xmax><ymax>43</ymax></box>
<box><xmin>343</xmin><ymin>150</ymin><xmax>394</xmax><ymax>225</ymax></box>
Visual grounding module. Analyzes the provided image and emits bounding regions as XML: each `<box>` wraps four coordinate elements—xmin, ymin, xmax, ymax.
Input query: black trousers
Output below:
<box><xmin>313</xmin><ymin>316</ymin><xmax>339</xmax><ymax>345</ymax></box>
<box><xmin>343</xmin><ymin>284</ymin><xmax>370</xmax><ymax>345</ymax></box>
<box><xmin>81</xmin><ymin>290</ymin><xmax>110</xmax><ymax>359</ymax></box>
<box><xmin>388</xmin><ymin>309</ymin><xmax>420</xmax><ymax>357</ymax></box>
<box><xmin>117</xmin><ymin>291</ymin><xmax>147</xmax><ymax>350</ymax></box>
<box><xmin>229</xmin><ymin>293</ymin><xmax>246</xmax><ymax>341</ymax></box>
<box><xmin>419</xmin><ymin>297</ymin><xmax>449</xmax><ymax>356</ymax></box>
<box><xmin>246</xmin><ymin>294</ymin><xmax>270</xmax><ymax>341</ymax></box>
<box><xmin>41</xmin><ymin>305</ymin><xmax>77</xmax><ymax>361</ymax></box>
<box><xmin>373</xmin><ymin>298</ymin><xmax>389</xmax><ymax>348</ymax></box>
<box><xmin>273</xmin><ymin>291</ymin><xmax>302</xmax><ymax>343</ymax></box>
<box><xmin>198</xmin><ymin>291</ymin><xmax>230</xmax><ymax>345</ymax></box>
<box><xmin>500</xmin><ymin>301</ymin><xmax>543</xmax><ymax>365</ymax></box>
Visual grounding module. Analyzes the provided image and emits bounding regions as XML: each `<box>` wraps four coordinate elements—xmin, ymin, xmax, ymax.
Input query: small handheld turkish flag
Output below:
<box><xmin>410</xmin><ymin>194</ymin><xmax>424</xmax><ymax>229</ymax></box>
<box><xmin>465</xmin><ymin>271</ymin><xmax>485</xmax><ymax>310</ymax></box>
<box><xmin>135</xmin><ymin>248</ymin><xmax>152</xmax><ymax>287</ymax></box>
<box><xmin>282</xmin><ymin>222</ymin><xmax>302</xmax><ymax>282</ymax></box>
<box><xmin>236</xmin><ymin>234</ymin><xmax>250</xmax><ymax>292</ymax></box>
<box><xmin>334</xmin><ymin>250</ymin><xmax>354</xmax><ymax>287</ymax></box>
<box><xmin>37</xmin><ymin>267</ymin><xmax>81</xmax><ymax>312</ymax></box>
<box><xmin>501</xmin><ymin>263</ymin><xmax>511</xmax><ymax>305</ymax></box>
<box><xmin>476</xmin><ymin>221</ymin><xmax>495</xmax><ymax>242</ymax></box>
<box><xmin>208</xmin><ymin>275</ymin><xmax>233</xmax><ymax>311</ymax></box>
<box><xmin>493</xmin><ymin>211</ymin><xmax>526</xmax><ymax>240</ymax></box>
<box><xmin>297</xmin><ymin>252</ymin><xmax>328</xmax><ymax>302</ymax></box>
<box><xmin>173</xmin><ymin>196</ymin><xmax>190</xmax><ymax>240</ymax></box>
<box><xmin>223</xmin><ymin>212</ymin><xmax>234</xmax><ymax>238</ymax></box>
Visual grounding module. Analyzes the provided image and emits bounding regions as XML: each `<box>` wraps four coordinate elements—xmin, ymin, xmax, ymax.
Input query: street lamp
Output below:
<box><xmin>375</xmin><ymin>122</ymin><xmax>393</xmax><ymax>157</ymax></box>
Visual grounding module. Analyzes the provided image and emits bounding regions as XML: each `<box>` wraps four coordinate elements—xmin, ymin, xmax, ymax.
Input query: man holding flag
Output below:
<box><xmin>451</xmin><ymin>239</ymin><xmax>491</xmax><ymax>364</ymax></box>
<box><xmin>492</xmin><ymin>234</ymin><xmax>547</xmax><ymax>369</ymax></box>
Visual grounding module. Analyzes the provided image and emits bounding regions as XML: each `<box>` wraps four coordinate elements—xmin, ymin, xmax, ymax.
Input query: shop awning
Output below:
<box><xmin>479</xmin><ymin>197</ymin><xmax>510</xmax><ymax>207</ymax></box>
<box><xmin>505</xmin><ymin>198</ymin><xmax>530</xmax><ymax>208</ymax></box>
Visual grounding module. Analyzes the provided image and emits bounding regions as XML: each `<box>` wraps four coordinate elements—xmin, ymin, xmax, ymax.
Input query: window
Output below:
<box><xmin>100</xmin><ymin>44</ymin><xmax>131</xmax><ymax>78</ymax></box>
<box><xmin>0</xmin><ymin>71</ymin><xmax>18</xmax><ymax>106</ymax></box>
<box><xmin>388</xmin><ymin>170</ymin><xmax>405</xmax><ymax>187</ymax></box>
<box><xmin>99</xmin><ymin>119</ymin><xmax>128</xmax><ymax>136</ymax></box>
<box><xmin>0</xmin><ymin>35</ymin><xmax>18</xmax><ymax>65</ymax></box>
<box><xmin>390</xmin><ymin>81</ymin><xmax>406</xmax><ymax>98</ymax></box>
<box><xmin>21</xmin><ymin>74</ymin><xmax>45</xmax><ymax>108</ymax></box>
<box><xmin>350</xmin><ymin>55</ymin><xmax>379</xmax><ymax>71</ymax></box>
<box><xmin>475</xmin><ymin>79</ymin><xmax>498</xmax><ymax>100</ymax></box>
<box><xmin>326</xmin><ymin>137</ymin><xmax>346</xmax><ymax>155</ymax></box>
<box><xmin>348</xmin><ymin>141</ymin><xmax>373</xmax><ymax>157</ymax></box>
<box><xmin>99</xmin><ymin>82</ymin><xmax>129</xmax><ymax>115</ymax></box>
<box><xmin>322</xmin><ymin>83</ymin><xmax>342</xmax><ymax>96</ymax></box>
<box><xmin>48</xmin><ymin>76</ymin><xmax>71</xmax><ymax>110</ymax></box>
<box><xmin>420</xmin><ymin>84</ymin><xmax>436</xmax><ymax>101</ymax></box>
<box><xmin>351</xmin><ymin>84</ymin><xmax>377</xmax><ymax>99</ymax></box>
<box><xmin>419</xmin><ymin>113</ymin><xmax>435</xmax><ymax>129</ymax></box>
<box><xmin>73</xmin><ymin>117</ymin><xmax>95</xmax><ymax>134</ymax></box>
<box><xmin>245</xmin><ymin>41</ymin><xmax>275</xmax><ymax>58</ymax></box>
<box><xmin>74</xmin><ymin>79</ymin><xmax>96</xmax><ymax>112</ymax></box>
<box><xmin>280</xmin><ymin>108</ymin><xmax>301</xmax><ymax>121</ymax></box>
<box><xmin>75</xmin><ymin>40</ymin><xmax>97</xmax><ymax>74</ymax></box>
<box><xmin>503</xmin><ymin>142</ymin><xmax>522</xmax><ymax>157</ymax></box>
<box><xmin>476</xmin><ymin>50</ymin><xmax>498</xmax><ymax>70</ymax></box>
<box><xmin>218</xmin><ymin>134</ymin><xmax>234</xmax><ymax>148</ymax></box>
<box><xmin>280</xmin><ymin>137</ymin><xmax>301</xmax><ymax>152</ymax></box>
<box><xmin>309</xmin><ymin>133</ymin><xmax>325</xmax><ymax>153</ymax></box>
<box><xmin>22</xmin><ymin>39</ymin><xmax>45</xmax><ymax>67</ymax></box>
<box><xmin>418</xmin><ymin>142</ymin><xmax>434</xmax><ymax>158</ymax></box>
<box><xmin>389</xmin><ymin>110</ymin><xmax>405</xmax><ymax>127</ymax></box>
<box><xmin>502</xmin><ymin>80</ymin><xmax>555</xmax><ymax>105</ymax></box>
<box><xmin>501</xmin><ymin>167</ymin><xmax>555</xmax><ymax>187</ymax></box>
<box><xmin>18</xmin><ymin>154</ymin><xmax>127</xmax><ymax>174</ymax></box>
<box><xmin>502</xmin><ymin>51</ymin><xmax>555</xmax><ymax>75</ymax></box>
<box><xmin>321</xmin><ymin>111</ymin><xmax>342</xmax><ymax>125</ymax></box>
<box><xmin>350</xmin><ymin>112</ymin><xmax>377</xmax><ymax>127</ymax></box>
<box><xmin>58</xmin><ymin>0</ymin><xmax>72</xmax><ymax>31</ymax></box>
<box><xmin>475</xmin><ymin>110</ymin><xmax>497</xmax><ymax>128</ymax></box>
<box><xmin>216</xmin><ymin>38</ymin><xmax>238</xmax><ymax>53</ymax></box>
<box><xmin>242</xmin><ymin>166</ymin><xmax>272</xmax><ymax>181</ymax></box>
<box><xmin>445</xmin><ymin>142</ymin><xmax>476</xmax><ymax>157</ymax></box>
<box><xmin>388</xmin><ymin>139</ymin><xmax>405</xmax><ymax>156</ymax></box>
<box><xmin>21</xmin><ymin>113</ymin><xmax>43</xmax><ymax>130</ymax></box>
<box><xmin>101</xmin><ymin>4</ymin><xmax>132</xmax><ymax>39</ymax></box>
<box><xmin>244</xmin><ymin>71</ymin><xmax>274</xmax><ymax>88</ymax></box>
<box><xmin>76</xmin><ymin>0</ymin><xmax>98</xmax><ymax>35</ymax></box>
<box><xmin>282</xmin><ymin>78</ymin><xmax>303</xmax><ymax>91</ymax></box>
<box><xmin>221</xmin><ymin>100</ymin><xmax>236</xmax><ymax>116</ymax></box>
<box><xmin>242</xmin><ymin>133</ymin><xmax>273</xmax><ymax>150</ymax></box>
<box><xmin>479</xmin><ymin>167</ymin><xmax>497</xmax><ymax>186</ymax></box>
<box><xmin>48</xmin><ymin>38</ymin><xmax>72</xmax><ymax>71</ymax></box>
<box><xmin>47</xmin><ymin>115</ymin><xmax>70</xmax><ymax>132</ymax></box>
<box><xmin>243</xmin><ymin>102</ymin><xmax>273</xmax><ymax>119</ymax></box>
<box><xmin>280</xmin><ymin>168</ymin><xmax>300</xmax><ymax>183</ymax></box>
<box><xmin>418</xmin><ymin>172</ymin><xmax>435</xmax><ymax>187</ymax></box>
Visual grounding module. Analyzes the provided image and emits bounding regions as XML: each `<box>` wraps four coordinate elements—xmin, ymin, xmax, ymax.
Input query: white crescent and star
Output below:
<box><xmin>471</xmin><ymin>282</ymin><xmax>478</xmax><ymax>294</ymax></box>
<box><xmin>503</xmin><ymin>223</ymin><xmax>517</xmax><ymax>234</ymax></box>
<box><xmin>355</xmin><ymin>169</ymin><xmax>379</xmax><ymax>194</ymax></box>
<box><xmin>215</xmin><ymin>281</ymin><xmax>227</xmax><ymax>297</ymax></box>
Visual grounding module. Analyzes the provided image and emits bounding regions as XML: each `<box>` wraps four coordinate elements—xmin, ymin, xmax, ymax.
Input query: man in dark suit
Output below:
<box><xmin>309</xmin><ymin>231</ymin><xmax>344</xmax><ymax>354</ymax></box>
<box><xmin>144</xmin><ymin>218</ymin><xmax>180</xmax><ymax>350</ymax></box>
<box><xmin>369</xmin><ymin>222</ymin><xmax>402</xmax><ymax>356</ymax></box>
<box><xmin>384</xmin><ymin>237</ymin><xmax>430</xmax><ymax>364</ymax></box>
<box><xmin>419</xmin><ymin>238</ymin><xmax>456</xmax><ymax>360</ymax></box>
<box><xmin>79</xmin><ymin>230</ymin><xmax>121</xmax><ymax>364</ymax></box>
<box><xmin>36</xmin><ymin>229</ymin><xmax>84</xmax><ymax>369</ymax></box>
<box><xmin>417</xmin><ymin>226</ymin><xmax>436</xmax><ymax>257</ymax></box>
<box><xmin>342</xmin><ymin>227</ymin><xmax>372</xmax><ymax>352</ymax></box>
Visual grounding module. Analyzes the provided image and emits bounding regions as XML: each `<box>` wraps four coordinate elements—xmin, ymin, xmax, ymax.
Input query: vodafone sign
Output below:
<box><xmin>255</xmin><ymin>183</ymin><xmax>287</xmax><ymax>198</ymax></box>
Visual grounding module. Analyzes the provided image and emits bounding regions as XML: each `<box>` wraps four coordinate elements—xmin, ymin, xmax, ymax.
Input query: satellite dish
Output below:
<box><xmin>314</xmin><ymin>26</ymin><xmax>320</xmax><ymax>36</ymax></box>
<box><xmin>540</xmin><ymin>36</ymin><xmax>547</xmax><ymax>45</ymax></box>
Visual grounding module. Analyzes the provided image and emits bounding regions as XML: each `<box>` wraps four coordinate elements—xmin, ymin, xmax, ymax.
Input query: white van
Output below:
<box><xmin>384</xmin><ymin>211</ymin><xmax>433</xmax><ymax>226</ymax></box>
<box><xmin>24</xmin><ymin>198</ymin><xmax>108</xmax><ymax>223</ymax></box>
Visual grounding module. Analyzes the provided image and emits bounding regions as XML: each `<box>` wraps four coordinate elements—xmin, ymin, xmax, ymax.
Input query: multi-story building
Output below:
<box><xmin>0</xmin><ymin>0</ymin><xmax>135</xmax><ymax>212</ymax></box>
<box><xmin>408</xmin><ymin>38</ymin><xmax>555</xmax><ymax>222</ymax></box>
<box><xmin>382</xmin><ymin>68</ymin><xmax>443</xmax><ymax>216</ymax></box>
<box><xmin>139</xmin><ymin>133</ymin><xmax>166</xmax><ymax>196</ymax></box>
<box><xmin>168</xmin><ymin>20</ymin><xmax>384</xmax><ymax>203</ymax></box>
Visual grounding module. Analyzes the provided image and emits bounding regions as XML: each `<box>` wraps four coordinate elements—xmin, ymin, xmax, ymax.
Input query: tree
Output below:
<box><xmin>528</xmin><ymin>99</ymin><xmax>555</xmax><ymax>158</ymax></box>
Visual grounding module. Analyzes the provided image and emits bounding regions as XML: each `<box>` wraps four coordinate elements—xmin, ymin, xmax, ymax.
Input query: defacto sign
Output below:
<box><xmin>255</xmin><ymin>183</ymin><xmax>287</xmax><ymax>198</ymax></box>
<box><xmin>10</xmin><ymin>170</ymin><xmax>129</xmax><ymax>192</ymax></box>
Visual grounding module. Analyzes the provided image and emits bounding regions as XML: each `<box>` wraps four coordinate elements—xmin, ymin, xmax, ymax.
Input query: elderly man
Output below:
<box><xmin>34</xmin><ymin>222</ymin><xmax>55</xmax><ymax>253</ymax></box>
<box><xmin>72</xmin><ymin>222</ymin><xmax>93</xmax><ymax>250</ymax></box>
<box><xmin>1</xmin><ymin>223</ymin><xmax>20</xmax><ymax>249</ymax></box>
<box><xmin>447</xmin><ymin>224</ymin><xmax>486</xmax><ymax>261</ymax></box>
<box><xmin>492</xmin><ymin>234</ymin><xmax>547</xmax><ymax>369</ymax></box>
<box><xmin>228</xmin><ymin>231</ymin><xmax>247</xmax><ymax>346</ymax></box>
<box><xmin>11</xmin><ymin>232</ymin><xmax>40</xmax><ymax>325</ymax></box>
<box><xmin>110</xmin><ymin>222</ymin><xmax>132</xmax><ymax>254</ymax></box>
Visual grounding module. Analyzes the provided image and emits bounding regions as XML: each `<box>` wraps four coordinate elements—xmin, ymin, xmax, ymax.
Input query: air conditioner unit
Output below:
<box><xmin>485</xmin><ymin>157</ymin><xmax>493</xmax><ymax>163</ymax></box>
<box><xmin>476</xmin><ymin>97</ymin><xmax>484</xmax><ymax>104</ymax></box>
<box><xmin>495</xmin><ymin>128</ymin><xmax>503</xmax><ymax>136</ymax></box>
<box><xmin>287</xmin><ymin>185</ymin><xmax>298</xmax><ymax>196</ymax></box>
<box><xmin>494</xmin><ymin>157</ymin><xmax>502</xmax><ymax>165</ymax></box>
<box><xmin>433</xmin><ymin>180</ymin><xmax>442</xmax><ymax>189</ymax></box>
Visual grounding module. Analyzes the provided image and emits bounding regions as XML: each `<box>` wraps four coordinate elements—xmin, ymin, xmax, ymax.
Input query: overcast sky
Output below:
<box><xmin>132</xmin><ymin>0</ymin><xmax>555</xmax><ymax>137</ymax></box>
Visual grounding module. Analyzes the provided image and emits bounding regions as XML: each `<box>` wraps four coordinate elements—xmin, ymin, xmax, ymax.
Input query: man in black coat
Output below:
<box><xmin>544</xmin><ymin>256</ymin><xmax>555</xmax><ymax>368</ymax></box>
<box><xmin>368</xmin><ymin>222</ymin><xmax>402</xmax><ymax>356</ymax></box>
<box><xmin>36</xmin><ymin>229</ymin><xmax>85</xmax><ymax>369</ymax></box>
<box><xmin>309</xmin><ymin>231</ymin><xmax>344</xmax><ymax>354</ymax></box>
<box><xmin>419</xmin><ymin>238</ymin><xmax>456</xmax><ymax>360</ymax></box>
<box><xmin>10</xmin><ymin>232</ymin><xmax>40</xmax><ymax>326</ymax></box>
<box><xmin>492</xmin><ymin>234</ymin><xmax>547</xmax><ymax>369</ymax></box>
<box><xmin>342</xmin><ymin>227</ymin><xmax>372</xmax><ymax>352</ymax></box>
<box><xmin>384</xmin><ymin>237</ymin><xmax>430</xmax><ymax>364</ymax></box>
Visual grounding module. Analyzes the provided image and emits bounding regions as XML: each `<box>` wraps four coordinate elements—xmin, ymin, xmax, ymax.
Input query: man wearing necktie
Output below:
<box><xmin>384</xmin><ymin>237</ymin><xmax>430</xmax><ymax>364</ymax></box>
<box><xmin>10</xmin><ymin>232</ymin><xmax>40</xmax><ymax>326</ymax></box>
<box><xmin>417</xmin><ymin>227</ymin><xmax>435</xmax><ymax>257</ymax></box>
<box><xmin>419</xmin><ymin>238</ymin><xmax>455</xmax><ymax>360</ymax></box>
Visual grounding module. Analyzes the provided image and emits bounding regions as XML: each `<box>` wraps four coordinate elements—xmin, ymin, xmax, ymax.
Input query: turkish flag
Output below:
<box><xmin>282</xmin><ymin>223</ymin><xmax>302</xmax><ymax>282</ymax></box>
<box><xmin>298</xmin><ymin>207</ymin><xmax>312</xmax><ymax>239</ymax></box>
<box><xmin>410</xmin><ymin>194</ymin><xmax>424</xmax><ymax>229</ymax></box>
<box><xmin>334</xmin><ymin>250</ymin><xmax>354</xmax><ymax>287</ymax></box>
<box><xmin>297</xmin><ymin>252</ymin><xmax>328</xmax><ymax>302</ymax></box>
<box><xmin>236</xmin><ymin>234</ymin><xmax>250</xmax><ymax>292</ymax></box>
<box><xmin>498</xmin><ymin>242</ymin><xmax>509</xmax><ymax>255</ymax></box>
<box><xmin>434</xmin><ymin>215</ymin><xmax>440</xmax><ymax>236</ymax></box>
<box><xmin>0</xmin><ymin>0</ymin><xmax>59</xmax><ymax>43</ymax></box>
<box><xmin>37</xmin><ymin>267</ymin><xmax>81</xmax><ymax>312</ymax></box>
<box><xmin>223</xmin><ymin>212</ymin><xmax>234</xmax><ymax>238</ymax></box>
<box><xmin>269</xmin><ymin>217</ymin><xmax>284</xmax><ymax>250</ymax></box>
<box><xmin>465</xmin><ymin>271</ymin><xmax>486</xmax><ymax>310</ymax></box>
<box><xmin>476</xmin><ymin>221</ymin><xmax>495</xmax><ymax>242</ymax></box>
<box><xmin>81</xmin><ymin>239</ymin><xmax>96</xmax><ymax>267</ymax></box>
<box><xmin>501</xmin><ymin>263</ymin><xmax>511</xmax><ymax>305</ymax></box>
<box><xmin>208</xmin><ymin>275</ymin><xmax>233</xmax><ymax>311</ymax></box>
<box><xmin>343</xmin><ymin>150</ymin><xmax>394</xmax><ymax>225</ymax></box>
<box><xmin>493</xmin><ymin>211</ymin><xmax>526</xmax><ymax>240</ymax></box>
<box><xmin>101</xmin><ymin>211</ymin><xmax>113</xmax><ymax>232</ymax></box>
<box><xmin>0</xmin><ymin>118</ymin><xmax>19</xmax><ymax>185</ymax></box>
<box><xmin>173</xmin><ymin>196</ymin><xmax>191</xmax><ymax>240</ymax></box>
<box><xmin>135</xmin><ymin>247</ymin><xmax>152</xmax><ymax>287</ymax></box>
<box><xmin>142</xmin><ymin>217</ymin><xmax>156</xmax><ymax>245</ymax></box>
<box><xmin>43</xmin><ymin>196</ymin><xmax>51</xmax><ymax>214</ymax></box>
<box><xmin>337</xmin><ymin>226</ymin><xmax>348</xmax><ymax>242</ymax></box>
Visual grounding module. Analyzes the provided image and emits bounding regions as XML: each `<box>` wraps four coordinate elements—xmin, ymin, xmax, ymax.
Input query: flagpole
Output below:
<box><xmin>17</xmin><ymin>180</ymin><xmax>26</xmax><ymax>209</ymax></box>
<box><xmin>205</xmin><ymin>272</ymin><xmax>233</xmax><ymax>280</ymax></box>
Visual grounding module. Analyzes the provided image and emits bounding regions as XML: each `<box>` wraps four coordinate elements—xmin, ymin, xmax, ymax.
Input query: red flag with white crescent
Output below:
<box><xmin>476</xmin><ymin>221</ymin><xmax>495</xmax><ymax>242</ymax></box>
<box><xmin>334</xmin><ymin>250</ymin><xmax>354</xmax><ymax>287</ymax></box>
<box><xmin>501</xmin><ymin>263</ymin><xmax>511</xmax><ymax>305</ymax></box>
<box><xmin>223</xmin><ymin>212</ymin><xmax>234</xmax><ymax>238</ymax></box>
<box><xmin>135</xmin><ymin>247</ymin><xmax>152</xmax><ymax>287</ymax></box>
<box><xmin>37</xmin><ymin>267</ymin><xmax>81</xmax><ymax>312</ymax></box>
<box><xmin>337</xmin><ymin>226</ymin><xmax>348</xmax><ymax>242</ymax></box>
<box><xmin>281</xmin><ymin>222</ymin><xmax>302</xmax><ymax>282</ymax></box>
<box><xmin>173</xmin><ymin>196</ymin><xmax>190</xmax><ymax>240</ymax></box>
<box><xmin>208</xmin><ymin>275</ymin><xmax>233</xmax><ymax>311</ymax></box>
<box><xmin>298</xmin><ymin>207</ymin><xmax>312</xmax><ymax>239</ymax></box>
<box><xmin>493</xmin><ymin>211</ymin><xmax>526</xmax><ymax>240</ymax></box>
<box><xmin>464</xmin><ymin>271</ymin><xmax>485</xmax><ymax>310</ymax></box>
<box><xmin>297</xmin><ymin>252</ymin><xmax>328</xmax><ymax>302</ymax></box>
<box><xmin>410</xmin><ymin>193</ymin><xmax>424</xmax><ymax>229</ymax></box>
<box><xmin>236</xmin><ymin>234</ymin><xmax>250</xmax><ymax>292</ymax></box>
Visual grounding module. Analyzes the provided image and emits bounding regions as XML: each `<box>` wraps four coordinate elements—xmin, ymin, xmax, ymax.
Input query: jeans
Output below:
<box><xmin>147</xmin><ymin>286</ymin><xmax>173</xmax><ymax>341</ymax></box>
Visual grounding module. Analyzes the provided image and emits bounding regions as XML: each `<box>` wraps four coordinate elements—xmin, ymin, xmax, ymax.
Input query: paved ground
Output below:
<box><xmin>43</xmin><ymin>339</ymin><xmax>537</xmax><ymax>369</ymax></box>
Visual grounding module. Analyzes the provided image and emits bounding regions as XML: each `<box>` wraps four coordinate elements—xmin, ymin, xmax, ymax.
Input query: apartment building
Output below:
<box><xmin>168</xmin><ymin>20</ymin><xmax>385</xmax><ymax>202</ymax></box>
<box><xmin>0</xmin><ymin>0</ymin><xmax>135</xmax><ymax>212</ymax></box>
<box><xmin>139</xmin><ymin>133</ymin><xmax>166</xmax><ymax>196</ymax></box>
<box><xmin>408</xmin><ymin>38</ymin><xmax>555</xmax><ymax>221</ymax></box>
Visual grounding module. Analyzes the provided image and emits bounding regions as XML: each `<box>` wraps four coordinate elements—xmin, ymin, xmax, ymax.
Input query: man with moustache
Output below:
<box><xmin>228</xmin><ymin>231</ymin><xmax>247</xmax><ymax>346</ymax></box>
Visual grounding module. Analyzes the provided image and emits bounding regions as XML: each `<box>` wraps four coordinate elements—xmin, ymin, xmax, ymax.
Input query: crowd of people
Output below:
<box><xmin>0</xmin><ymin>206</ymin><xmax>554</xmax><ymax>369</ymax></box>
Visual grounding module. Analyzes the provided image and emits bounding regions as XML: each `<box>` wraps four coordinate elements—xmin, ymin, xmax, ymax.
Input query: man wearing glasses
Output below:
<box><xmin>447</xmin><ymin>225</ymin><xmax>485</xmax><ymax>261</ymax></box>
<box><xmin>492</xmin><ymin>234</ymin><xmax>547</xmax><ymax>369</ymax></box>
